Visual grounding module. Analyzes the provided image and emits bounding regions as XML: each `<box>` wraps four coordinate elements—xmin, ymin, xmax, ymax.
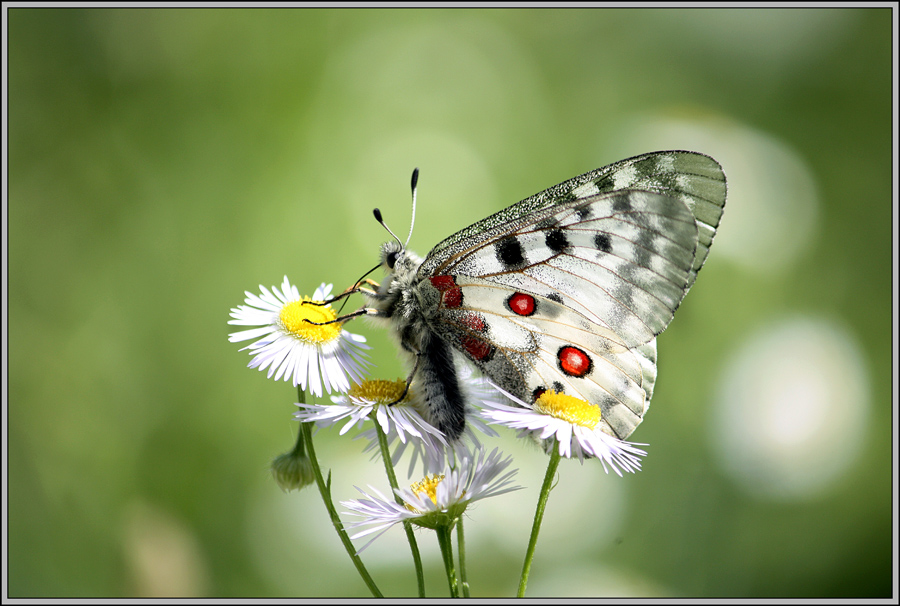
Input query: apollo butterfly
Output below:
<box><xmin>327</xmin><ymin>151</ymin><xmax>725</xmax><ymax>441</ymax></box>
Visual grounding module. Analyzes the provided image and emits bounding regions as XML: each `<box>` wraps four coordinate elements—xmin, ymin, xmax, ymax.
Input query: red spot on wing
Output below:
<box><xmin>461</xmin><ymin>335</ymin><xmax>493</xmax><ymax>361</ymax></box>
<box><xmin>460</xmin><ymin>312</ymin><xmax>485</xmax><ymax>332</ymax></box>
<box><xmin>558</xmin><ymin>346</ymin><xmax>592</xmax><ymax>377</ymax></box>
<box><xmin>508</xmin><ymin>292</ymin><xmax>536</xmax><ymax>316</ymax></box>
<box><xmin>429</xmin><ymin>275</ymin><xmax>462</xmax><ymax>309</ymax></box>
<box><xmin>429</xmin><ymin>275</ymin><xmax>457</xmax><ymax>291</ymax></box>
<box><xmin>443</xmin><ymin>288</ymin><xmax>462</xmax><ymax>308</ymax></box>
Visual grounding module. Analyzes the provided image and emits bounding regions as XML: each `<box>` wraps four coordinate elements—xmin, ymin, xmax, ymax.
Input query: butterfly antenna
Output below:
<box><xmin>404</xmin><ymin>167</ymin><xmax>419</xmax><ymax>249</ymax></box>
<box><xmin>372</xmin><ymin>167</ymin><xmax>419</xmax><ymax>251</ymax></box>
<box><xmin>372</xmin><ymin>207</ymin><xmax>403</xmax><ymax>251</ymax></box>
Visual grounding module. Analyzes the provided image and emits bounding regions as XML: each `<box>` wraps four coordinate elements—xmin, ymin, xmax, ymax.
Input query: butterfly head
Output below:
<box><xmin>364</xmin><ymin>237</ymin><xmax>426</xmax><ymax>346</ymax></box>
<box><xmin>379</xmin><ymin>239</ymin><xmax>422</xmax><ymax>276</ymax></box>
<box><xmin>381</xmin><ymin>239</ymin><xmax>401</xmax><ymax>270</ymax></box>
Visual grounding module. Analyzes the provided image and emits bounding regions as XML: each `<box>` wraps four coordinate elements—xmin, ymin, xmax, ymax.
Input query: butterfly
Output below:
<box><xmin>330</xmin><ymin>151</ymin><xmax>726</xmax><ymax>442</ymax></box>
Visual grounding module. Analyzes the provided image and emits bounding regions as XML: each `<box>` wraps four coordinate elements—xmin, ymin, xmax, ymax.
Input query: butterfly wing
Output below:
<box><xmin>421</xmin><ymin>150</ymin><xmax>726</xmax><ymax>293</ymax></box>
<box><xmin>420</xmin><ymin>189</ymin><xmax>690</xmax><ymax>438</ymax></box>
<box><xmin>425</xmin><ymin>188</ymin><xmax>700</xmax><ymax>348</ymax></box>
<box><xmin>417</xmin><ymin>151</ymin><xmax>725</xmax><ymax>438</ymax></box>
<box><xmin>424</xmin><ymin>274</ymin><xmax>659</xmax><ymax>438</ymax></box>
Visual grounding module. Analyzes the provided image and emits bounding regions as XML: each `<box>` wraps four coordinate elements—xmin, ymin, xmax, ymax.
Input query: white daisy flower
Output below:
<box><xmin>480</xmin><ymin>385</ymin><xmax>647</xmax><ymax>476</ymax></box>
<box><xmin>228</xmin><ymin>277</ymin><xmax>370</xmax><ymax>397</ymax></box>
<box><xmin>369</xmin><ymin>411</ymin><xmax>497</xmax><ymax>479</ymax></box>
<box><xmin>294</xmin><ymin>378</ymin><xmax>447</xmax><ymax>449</ymax></box>
<box><xmin>357</xmin><ymin>365</ymin><xmax>501</xmax><ymax>476</ymax></box>
<box><xmin>341</xmin><ymin>447</ymin><xmax>522</xmax><ymax>553</ymax></box>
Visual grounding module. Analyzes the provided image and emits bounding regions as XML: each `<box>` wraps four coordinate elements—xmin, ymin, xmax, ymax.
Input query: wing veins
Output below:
<box><xmin>469</xmin><ymin>212</ymin><xmax>698</xmax><ymax>331</ymax></box>
<box><xmin>446</xmin><ymin>205</ymin><xmax>697</xmax><ymax>284</ymax></box>
<box><xmin>523</xmin><ymin>262</ymin><xmax>657</xmax><ymax>337</ymax></box>
<box><xmin>465</xmin><ymin>250</ymin><xmax>681</xmax><ymax>341</ymax></box>
<box><xmin>446</xmin><ymin>305</ymin><xmax>641</xmax><ymax>409</ymax></box>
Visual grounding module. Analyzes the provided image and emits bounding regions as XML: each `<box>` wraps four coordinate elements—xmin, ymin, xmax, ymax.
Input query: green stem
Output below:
<box><xmin>457</xmin><ymin>517</ymin><xmax>470</xmax><ymax>598</ymax></box>
<box><xmin>436</xmin><ymin>524</ymin><xmax>459</xmax><ymax>598</ymax></box>
<box><xmin>374</xmin><ymin>421</ymin><xmax>426</xmax><ymax>597</ymax></box>
<box><xmin>298</xmin><ymin>389</ymin><xmax>382</xmax><ymax>597</ymax></box>
<box><xmin>517</xmin><ymin>438</ymin><xmax>561</xmax><ymax>598</ymax></box>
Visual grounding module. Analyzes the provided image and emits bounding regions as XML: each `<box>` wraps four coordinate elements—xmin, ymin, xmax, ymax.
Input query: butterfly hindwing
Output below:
<box><xmin>424</xmin><ymin>275</ymin><xmax>656</xmax><ymax>438</ymax></box>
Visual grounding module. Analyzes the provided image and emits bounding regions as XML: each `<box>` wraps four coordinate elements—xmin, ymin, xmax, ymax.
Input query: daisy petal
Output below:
<box><xmin>480</xmin><ymin>382</ymin><xmax>648</xmax><ymax>475</ymax></box>
<box><xmin>228</xmin><ymin>278</ymin><xmax>370</xmax><ymax>395</ymax></box>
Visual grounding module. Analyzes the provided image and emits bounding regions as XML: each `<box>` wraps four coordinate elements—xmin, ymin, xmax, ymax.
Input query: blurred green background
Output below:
<box><xmin>7</xmin><ymin>7</ymin><xmax>894</xmax><ymax>598</ymax></box>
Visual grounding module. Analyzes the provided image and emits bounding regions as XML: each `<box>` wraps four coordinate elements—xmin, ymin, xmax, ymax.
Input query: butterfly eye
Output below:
<box><xmin>386</xmin><ymin>250</ymin><xmax>399</xmax><ymax>269</ymax></box>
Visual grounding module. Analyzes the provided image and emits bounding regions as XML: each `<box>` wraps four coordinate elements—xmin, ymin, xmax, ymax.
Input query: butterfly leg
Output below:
<box><xmin>385</xmin><ymin>350</ymin><xmax>422</xmax><ymax>406</ymax></box>
<box><xmin>302</xmin><ymin>306</ymin><xmax>383</xmax><ymax>325</ymax></box>
<box><xmin>355</xmin><ymin>279</ymin><xmax>382</xmax><ymax>298</ymax></box>
<box><xmin>303</xmin><ymin>288</ymin><xmax>360</xmax><ymax>308</ymax></box>
<box><xmin>302</xmin><ymin>279</ymin><xmax>381</xmax><ymax>310</ymax></box>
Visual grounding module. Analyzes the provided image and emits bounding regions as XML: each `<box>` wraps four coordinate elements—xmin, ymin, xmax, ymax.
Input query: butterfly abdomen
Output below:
<box><xmin>416</xmin><ymin>330</ymin><xmax>466</xmax><ymax>441</ymax></box>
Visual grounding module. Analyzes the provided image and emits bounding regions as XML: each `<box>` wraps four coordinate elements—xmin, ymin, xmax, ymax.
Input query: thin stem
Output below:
<box><xmin>374</xmin><ymin>421</ymin><xmax>426</xmax><ymax>597</ymax></box>
<box><xmin>517</xmin><ymin>438</ymin><xmax>561</xmax><ymax>598</ymax></box>
<box><xmin>436</xmin><ymin>524</ymin><xmax>459</xmax><ymax>598</ymax></box>
<box><xmin>457</xmin><ymin>517</ymin><xmax>470</xmax><ymax>598</ymax></box>
<box><xmin>298</xmin><ymin>388</ymin><xmax>382</xmax><ymax>597</ymax></box>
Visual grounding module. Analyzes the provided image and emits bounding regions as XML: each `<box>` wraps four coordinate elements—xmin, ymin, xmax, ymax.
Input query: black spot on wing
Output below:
<box><xmin>545</xmin><ymin>228</ymin><xmax>569</xmax><ymax>254</ymax></box>
<box><xmin>633</xmin><ymin>225</ymin><xmax>655</xmax><ymax>268</ymax></box>
<box><xmin>496</xmin><ymin>236</ymin><xmax>525</xmax><ymax>269</ymax></box>
<box><xmin>594</xmin><ymin>233</ymin><xmax>612</xmax><ymax>253</ymax></box>
<box><xmin>612</xmin><ymin>195</ymin><xmax>632</xmax><ymax>212</ymax></box>
<box><xmin>536</xmin><ymin>217</ymin><xmax>558</xmax><ymax>230</ymax></box>
<box><xmin>594</xmin><ymin>175</ymin><xmax>615</xmax><ymax>192</ymax></box>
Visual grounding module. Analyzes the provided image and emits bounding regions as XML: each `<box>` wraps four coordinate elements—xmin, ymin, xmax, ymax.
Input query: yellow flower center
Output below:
<box><xmin>278</xmin><ymin>298</ymin><xmax>341</xmax><ymax>343</ymax></box>
<box><xmin>348</xmin><ymin>379</ymin><xmax>409</xmax><ymax>404</ymax></box>
<box><xmin>534</xmin><ymin>390</ymin><xmax>602</xmax><ymax>429</ymax></box>
<box><xmin>405</xmin><ymin>474</ymin><xmax>445</xmax><ymax>512</ymax></box>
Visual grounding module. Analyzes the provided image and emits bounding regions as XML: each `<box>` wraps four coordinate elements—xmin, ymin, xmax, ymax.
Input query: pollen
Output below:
<box><xmin>405</xmin><ymin>474</ymin><xmax>446</xmax><ymax>512</ymax></box>
<box><xmin>278</xmin><ymin>298</ymin><xmax>342</xmax><ymax>343</ymax></box>
<box><xmin>534</xmin><ymin>390</ymin><xmax>602</xmax><ymax>429</ymax></box>
<box><xmin>348</xmin><ymin>379</ymin><xmax>409</xmax><ymax>404</ymax></box>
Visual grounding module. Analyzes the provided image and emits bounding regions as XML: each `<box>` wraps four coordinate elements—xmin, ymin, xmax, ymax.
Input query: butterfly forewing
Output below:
<box><xmin>426</xmin><ymin>190</ymin><xmax>699</xmax><ymax>348</ymax></box>
<box><xmin>420</xmin><ymin>150</ymin><xmax>726</xmax><ymax>292</ymax></box>
<box><xmin>590</xmin><ymin>151</ymin><xmax>726</xmax><ymax>289</ymax></box>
